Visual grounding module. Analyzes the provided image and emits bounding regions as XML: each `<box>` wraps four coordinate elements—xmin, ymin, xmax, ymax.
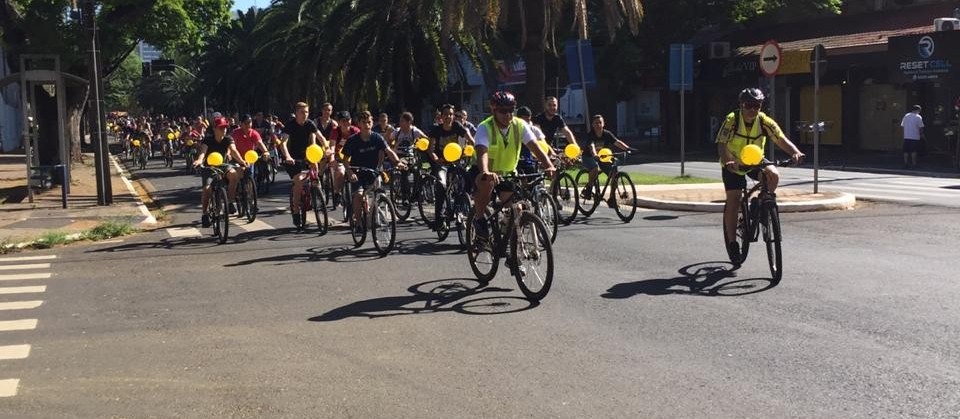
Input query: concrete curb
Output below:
<box><xmin>635</xmin><ymin>192</ymin><xmax>857</xmax><ymax>213</ymax></box>
<box><xmin>109</xmin><ymin>155</ymin><xmax>158</xmax><ymax>227</ymax></box>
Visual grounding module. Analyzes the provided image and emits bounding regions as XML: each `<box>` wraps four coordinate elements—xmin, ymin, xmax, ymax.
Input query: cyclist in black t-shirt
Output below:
<box><xmin>580</xmin><ymin>114</ymin><xmax>633</xmax><ymax>199</ymax></box>
<box><xmin>532</xmin><ymin>96</ymin><xmax>578</xmax><ymax>148</ymax></box>
<box><xmin>193</xmin><ymin>117</ymin><xmax>247</xmax><ymax>227</ymax></box>
<box><xmin>280</xmin><ymin>102</ymin><xmax>331</xmax><ymax>227</ymax></box>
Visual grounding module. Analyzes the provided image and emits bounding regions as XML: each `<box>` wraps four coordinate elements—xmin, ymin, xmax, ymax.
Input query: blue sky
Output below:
<box><xmin>232</xmin><ymin>0</ymin><xmax>262</xmax><ymax>13</ymax></box>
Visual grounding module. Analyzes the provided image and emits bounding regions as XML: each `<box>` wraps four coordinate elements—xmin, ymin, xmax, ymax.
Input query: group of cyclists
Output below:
<box><xmin>110</xmin><ymin>86</ymin><xmax>807</xmax><ymax>300</ymax></box>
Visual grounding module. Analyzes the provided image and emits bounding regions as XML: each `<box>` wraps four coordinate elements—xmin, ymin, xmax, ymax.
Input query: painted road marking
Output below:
<box><xmin>0</xmin><ymin>255</ymin><xmax>56</xmax><ymax>263</ymax></box>
<box><xmin>0</xmin><ymin>345</ymin><xmax>30</xmax><ymax>360</ymax></box>
<box><xmin>0</xmin><ymin>319</ymin><xmax>38</xmax><ymax>332</ymax></box>
<box><xmin>0</xmin><ymin>263</ymin><xmax>51</xmax><ymax>271</ymax></box>
<box><xmin>167</xmin><ymin>227</ymin><xmax>202</xmax><ymax>238</ymax></box>
<box><xmin>0</xmin><ymin>379</ymin><xmax>19</xmax><ymax>397</ymax></box>
<box><xmin>0</xmin><ymin>286</ymin><xmax>46</xmax><ymax>295</ymax></box>
<box><xmin>235</xmin><ymin>219</ymin><xmax>273</xmax><ymax>232</ymax></box>
<box><xmin>0</xmin><ymin>273</ymin><xmax>52</xmax><ymax>282</ymax></box>
<box><xmin>0</xmin><ymin>301</ymin><xmax>43</xmax><ymax>311</ymax></box>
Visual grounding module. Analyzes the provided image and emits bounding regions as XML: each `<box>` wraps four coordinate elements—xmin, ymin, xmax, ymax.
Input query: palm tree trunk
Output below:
<box><xmin>522</xmin><ymin>0</ymin><xmax>546</xmax><ymax>114</ymax></box>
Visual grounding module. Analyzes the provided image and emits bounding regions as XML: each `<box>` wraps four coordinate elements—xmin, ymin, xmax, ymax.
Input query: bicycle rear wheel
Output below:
<box><xmin>417</xmin><ymin>175</ymin><xmax>437</xmax><ymax>227</ymax></box>
<box><xmin>612</xmin><ymin>172</ymin><xmax>638</xmax><ymax>222</ymax></box>
<box><xmin>574</xmin><ymin>170</ymin><xmax>601</xmax><ymax>217</ymax></box>
<box><xmin>435</xmin><ymin>188</ymin><xmax>450</xmax><ymax>241</ymax></box>
<box><xmin>454</xmin><ymin>192</ymin><xmax>471</xmax><ymax>250</ymax></box>
<box><xmin>466</xmin><ymin>208</ymin><xmax>500</xmax><ymax>284</ymax></box>
<box><xmin>534</xmin><ymin>191</ymin><xmax>560</xmax><ymax>243</ymax></box>
<box><xmin>311</xmin><ymin>185</ymin><xmax>328</xmax><ymax>235</ymax></box>
<box><xmin>511</xmin><ymin>212</ymin><xmax>554</xmax><ymax>302</ymax></box>
<box><xmin>723</xmin><ymin>197</ymin><xmax>750</xmax><ymax>266</ymax></box>
<box><xmin>762</xmin><ymin>202</ymin><xmax>783</xmax><ymax>282</ymax></box>
<box><xmin>552</xmin><ymin>172</ymin><xmax>578</xmax><ymax>226</ymax></box>
<box><xmin>213</xmin><ymin>186</ymin><xmax>230</xmax><ymax>244</ymax></box>
<box><xmin>372</xmin><ymin>195</ymin><xmax>398</xmax><ymax>256</ymax></box>
<box><xmin>244</xmin><ymin>178</ymin><xmax>258</xmax><ymax>223</ymax></box>
<box><xmin>391</xmin><ymin>170</ymin><xmax>415</xmax><ymax>222</ymax></box>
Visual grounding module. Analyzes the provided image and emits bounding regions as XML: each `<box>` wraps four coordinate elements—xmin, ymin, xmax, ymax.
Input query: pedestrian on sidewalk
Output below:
<box><xmin>901</xmin><ymin>105</ymin><xmax>924</xmax><ymax>169</ymax></box>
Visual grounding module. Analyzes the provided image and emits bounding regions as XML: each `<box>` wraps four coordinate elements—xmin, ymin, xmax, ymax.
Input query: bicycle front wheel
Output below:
<box><xmin>372</xmin><ymin>195</ymin><xmax>398</xmax><ymax>256</ymax></box>
<box><xmin>311</xmin><ymin>185</ymin><xmax>328</xmax><ymax>235</ymax></box>
<box><xmin>391</xmin><ymin>170</ymin><xmax>415</xmax><ymax>222</ymax></box>
<box><xmin>612</xmin><ymin>172</ymin><xmax>637</xmax><ymax>222</ymax></box>
<box><xmin>466</xmin><ymin>208</ymin><xmax>500</xmax><ymax>284</ymax></box>
<box><xmin>762</xmin><ymin>202</ymin><xmax>783</xmax><ymax>283</ymax></box>
<box><xmin>417</xmin><ymin>175</ymin><xmax>437</xmax><ymax>227</ymax></box>
<box><xmin>213</xmin><ymin>186</ymin><xmax>230</xmax><ymax>244</ymax></box>
<box><xmin>511</xmin><ymin>212</ymin><xmax>554</xmax><ymax>302</ymax></box>
<box><xmin>534</xmin><ymin>191</ymin><xmax>560</xmax><ymax>243</ymax></box>
<box><xmin>552</xmin><ymin>172</ymin><xmax>578</xmax><ymax>226</ymax></box>
<box><xmin>350</xmin><ymin>203</ymin><xmax>367</xmax><ymax>248</ymax></box>
<box><xmin>723</xmin><ymin>197</ymin><xmax>750</xmax><ymax>266</ymax></box>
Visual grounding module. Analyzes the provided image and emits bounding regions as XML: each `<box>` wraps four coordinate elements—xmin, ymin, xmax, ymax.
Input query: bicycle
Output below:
<box><xmin>346</xmin><ymin>166</ymin><xmax>398</xmax><ymax>256</ymax></box>
<box><xmin>415</xmin><ymin>157</ymin><xmax>439</xmax><ymax>228</ymax></box>
<box><xmin>182</xmin><ymin>142</ymin><xmax>197</xmax><ymax>175</ymax></box>
<box><xmin>134</xmin><ymin>145</ymin><xmax>148</xmax><ymax>170</ymax></box>
<box><xmin>200</xmin><ymin>165</ymin><xmax>230</xmax><ymax>244</ymax></box>
<box><xmin>574</xmin><ymin>151</ymin><xmax>638</xmax><ymax>222</ymax></box>
<box><xmin>235</xmin><ymin>165</ymin><xmax>258</xmax><ymax>223</ymax></box>
<box><xmin>548</xmin><ymin>154</ymin><xmax>579</xmax><ymax>226</ymax></box>
<box><xmin>287</xmin><ymin>160</ymin><xmax>329</xmax><ymax>235</ymax></box>
<box><xmin>162</xmin><ymin>141</ymin><xmax>175</xmax><ymax>168</ymax></box>
<box><xmin>254</xmin><ymin>152</ymin><xmax>277</xmax><ymax>195</ymax></box>
<box><xmin>724</xmin><ymin>159</ymin><xmax>793</xmax><ymax>283</ymax></box>
<box><xmin>387</xmin><ymin>148</ymin><xmax>417</xmax><ymax>222</ymax></box>
<box><xmin>466</xmin><ymin>172</ymin><xmax>555</xmax><ymax>302</ymax></box>
<box><xmin>435</xmin><ymin>161</ymin><xmax>472</xmax><ymax>247</ymax></box>
<box><xmin>518</xmin><ymin>166</ymin><xmax>560</xmax><ymax>243</ymax></box>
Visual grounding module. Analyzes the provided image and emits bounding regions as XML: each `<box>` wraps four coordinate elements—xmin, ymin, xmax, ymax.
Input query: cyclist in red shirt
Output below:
<box><xmin>329</xmin><ymin>111</ymin><xmax>360</xmax><ymax>208</ymax></box>
<box><xmin>231</xmin><ymin>114</ymin><xmax>271</xmax><ymax>180</ymax></box>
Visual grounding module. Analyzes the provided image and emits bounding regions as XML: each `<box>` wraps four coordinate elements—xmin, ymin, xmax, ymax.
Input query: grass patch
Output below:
<box><xmin>32</xmin><ymin>231</ymin><xmax>71</xmax><ymax>249</ymax></box>
<box><xmin>566</xmin><ymin>170</ymin><xmax>716</xmax><ymax>186</ymax></box>
<box><xmin>82</xmin><ymin>221</ymin><xmax>137</xmax><ymax>241</ymax></box>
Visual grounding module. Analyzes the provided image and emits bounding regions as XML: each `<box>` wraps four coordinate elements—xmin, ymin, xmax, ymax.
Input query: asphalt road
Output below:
<box><xmin>1</xmin><ymin>155</ymin><xmax>958</xmax><ymax>418</ymax></box>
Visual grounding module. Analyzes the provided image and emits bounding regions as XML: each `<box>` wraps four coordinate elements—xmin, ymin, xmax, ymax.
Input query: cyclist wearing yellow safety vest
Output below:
<box><xmin>471</xmin><ymin>91</ymin><xmax>556</xmax><ymax>240</ymax></box>
<box><xmin>717</xmin><ymin>88</ymin><xmax>804</xmax><ymax>260</ymax></box>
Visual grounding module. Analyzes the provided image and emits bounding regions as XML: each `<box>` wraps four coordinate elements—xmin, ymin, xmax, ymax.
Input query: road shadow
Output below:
<box><xmin>602</xmin><ymin>261</ymin><xmax>777</xmax><ymax>299</ymax></box>
<box><xmin>309</xmin><ymin>278</ymin><xmax>537</xmax><ymax>321</ymax></box>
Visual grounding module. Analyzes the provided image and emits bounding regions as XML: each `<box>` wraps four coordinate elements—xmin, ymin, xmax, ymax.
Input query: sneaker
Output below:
<box><xmin>201</xmin><ymin>214</ymin><xmax>211</xmax><ymax>228</ymax></box>
<box><xmin>228</xmin><ymin>202</ymin><xmax>237</xmax><ymax>214</ymax></box>
<box><xmin>727</xmin><ymin>241</ymin><xmax>741</xmax><ymax>264</ymax></box>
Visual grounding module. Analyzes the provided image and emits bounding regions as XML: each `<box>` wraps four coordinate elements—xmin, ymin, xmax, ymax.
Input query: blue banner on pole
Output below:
<box><xmin>669</xmin><ymin>44</ymin><xmax>694</xmax><ymax>91</ymax></box>
<box><xmin>565</xmin><ymin>40</ymin><xmax>597</xmax><ymax>89</ymax></box>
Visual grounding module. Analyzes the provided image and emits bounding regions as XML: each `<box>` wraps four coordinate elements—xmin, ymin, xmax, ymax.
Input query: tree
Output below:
<box><xmin>0</xmin><ymin>0</ymin><xmax>230</xmax><ymax>164</ymax></box>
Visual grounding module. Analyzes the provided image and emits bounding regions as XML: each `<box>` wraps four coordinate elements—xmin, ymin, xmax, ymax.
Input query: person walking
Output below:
<box><xmin>901</xmin><ymin>105</ymin><xmax>924</xmax><ymax>169</ymax></box>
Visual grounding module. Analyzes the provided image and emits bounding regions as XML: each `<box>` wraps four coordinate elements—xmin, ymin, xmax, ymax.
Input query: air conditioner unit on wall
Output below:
<box><xmin>709</xmin><ymin>42</ymin><xmax>730</xmax><ymax>59</ymax></box>
<box><xmin>934</xmin><ymin>18</ymin><xmax>960</xmax><ymax>31</ymax></box>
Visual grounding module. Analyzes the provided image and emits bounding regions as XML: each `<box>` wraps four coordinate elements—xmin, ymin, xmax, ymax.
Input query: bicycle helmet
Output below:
<box><xmin>489</xmin><ymin>90</ymin><xmax>517</xmax><ymax>107</ymax></box>
<box><xmin>739</xmin><ymin>88</ymin><xmax>765</xmax><ymax>103</ymax></box>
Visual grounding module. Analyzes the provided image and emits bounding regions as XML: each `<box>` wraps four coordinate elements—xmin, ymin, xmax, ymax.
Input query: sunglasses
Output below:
<box><xmin>742</xmin><ymin>102</ymin><xmax>762</xmax><ymax>110</ymax></box>
<box><xmin>494</xmin><ymin>108</ymin><xmax>515</xmax><ymax>115</ymax></box>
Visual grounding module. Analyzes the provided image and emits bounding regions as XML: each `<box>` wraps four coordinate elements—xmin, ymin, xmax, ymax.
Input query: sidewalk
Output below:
<box><xmin>633</xmin><ymin>183</ymin><xmax>856</xmax><ymax>213</ymax></box>
<box><xmin>0</xmin><ymin>153</ymin><xmax>157</xmax><ymax>245</ymax></box>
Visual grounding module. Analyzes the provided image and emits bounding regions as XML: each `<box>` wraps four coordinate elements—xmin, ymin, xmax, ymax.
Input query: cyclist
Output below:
<box><xmin>515</xmin><ymin>106</ymin><xmax>551</xmax><ymax>174</ymax></box>
<box><xmin>456</xmin><ymin>109</ymin><xmax>478</xmax><ymax>137</ymax></box>
<box><xmin>470</xmin><ymin>91</ymin><xmax>556</xmax><ymax>240</ymax></box>
<box><xmin>280</xmin><ymin>102</ymin><xmax>330</xmax><ymax>227</ymax></box>
<box><xmin>428</xmin><ymin>104</ymin><xmax>474</xmax><ymax>228</ymax></box>
<box><xmin>579</xmin><ymin>114</ymin><xmax>633</xmax><ymax>200</ymax></box>
<box><xmin>329</xmin><ymin>111</ymin><xmax>360</xmax><ymax>208</ymax></box>
<box><xmin>193</xmin><ymin>117</ymin><xmax>247</xmax><ymax>227</ymax></box>
<box><xmin>372</xmin><ymin>112</ymin><xmax>395</xmax><ymax>145</ymax></box>
<box><xmin>390</xmin><ymin>112</ymin><xmax>427</xmax><ymax>152</ymax></box>
<box><xmin>532</xmin><ymin>96</ymin><xmax>577</xmax><ymax>149</ymax></box>
<box><xmin>718</xmin><ymin>88</ymin><xmax>804</xmax><ymax>261</ymax></box>
<box><xmin>342</xmin><ymin>111</ymin><xmax>407</xmax><ymax>228</ymax></box>
<box><xmin>316</xmin><ymin>102</ymin><xmax>339</xmax><ymax>140</ymax></box>
<box><xmin>232</xmin><ymin>113</ymin><xmax>271</xmax><ymax>178</ymax></box>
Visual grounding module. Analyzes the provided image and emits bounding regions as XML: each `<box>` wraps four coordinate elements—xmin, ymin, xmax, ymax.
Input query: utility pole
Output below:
<box><xmin>81</xmin><ymin>0</ymin><xmax>112</xmax><ymax>205</ymax></box>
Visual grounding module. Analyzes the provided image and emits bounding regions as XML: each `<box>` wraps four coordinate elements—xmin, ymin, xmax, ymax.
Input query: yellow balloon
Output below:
<box><xmin>305</xmin><ymin>144</ymin><xmax>324</xmax><ymax>164</ymax></box>
<box><xmin>740</xmin><ymin>144</ymin><xmax>763</xmax><ymax>166</ymax></box>
<box><xmin>273</xmin><ymin>138</ymin><xmax>282</xmax><ymax>146</ymax></box>
<box><xmin>598</xmin><ymin>147</ymin><xmax>614</xmax><ymax>163</ymax></box>
<box><xmin>463</xmin><ymin>144</ymin><xmax>475</xmax><ymax>157</ymax></box>
<box><xmin>244</xmin><ymin>150</ymin><xmax>259</xmax><ymax>164</ymax></box>
<box><xmin>186</xmin><ymin>139</ymin><xmax>194</xmax><ymax>146</ymax></box>
<box><xmin>538</xmin><ymin>141</ymin><xmax>551</xmax><ymax>154</ymax></box>
<box><xmin>206</xmin><ymin>152</ymin><xmax>224</xmax><ymax>166</ymax></box>
<box><xmin>415</xmin><ymin>137</ymin><xmax>430</xmax><ymax>151</ymax></box>
<box><xmin>564</xmin><ymin>143</ymin><xmax>581</xmax><ymax>159</ymax></box>
<box><xmin>131</xmin><ymin>139</ymin><xmax>140</xmax><ymax>147</ymax></box>
<box><xmin>443</xmin><ymin>142</ymin><xmax>463</xmax><ymax>162</ymax></box>
<box><xmin>167</xmin><ymin>132</ymin><xmax>175</xmax><ymax>141</ymax></box>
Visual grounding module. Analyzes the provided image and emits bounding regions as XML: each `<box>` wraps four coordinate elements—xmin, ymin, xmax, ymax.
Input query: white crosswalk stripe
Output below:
<box><xmin>0</xmin><ymin>255</ymin><xmax>53</xmax><ymax>398</ymax></box>
<box><xmin>166</xmin><ymin>226</ymin><xmax>202</xmax><ymax>238</ymax></box>
<box><xmin>234</xmin><ymin>219</ymin><xmax>273</xmax><ymax>232</ymax></box>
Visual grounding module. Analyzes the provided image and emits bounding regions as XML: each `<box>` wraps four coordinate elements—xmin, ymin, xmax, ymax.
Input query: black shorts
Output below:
<box><xmin>721</xmin><ymin>166</ymin><xmax>762</xmax><ymax>191</ymax></box>
<box><xmin>466</xmin><ymin>165</ymin><xmax>518</xmax><ymax>194</ymax></box>
<box><xmin>201</xmin><ymin>164</ymin><xmax>237</xmax><ymax>187</ymax></box>
<box><xmin>283</xmin><ymin>161</ymin><xmax>308</xmax><ymax>179</ymax></box>
<box><xmin>350</xmin><ymin>169</ymin><xmax>378</xmax><ymax>191</ymax></box>
<box><xmin>903</xmin><ymin>139</ymin><xmax>920</xmax><ymax>153</ymax></box>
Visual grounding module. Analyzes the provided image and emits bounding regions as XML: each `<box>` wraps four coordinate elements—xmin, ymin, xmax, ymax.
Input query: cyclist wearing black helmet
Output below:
<box><xmin>470</xmin><ymin>91</ymin><xmax>556</xmax><ymax>240</ymax></box>
<box><xmin>717</xmin><ymin>88</ymin><xmax>804</xmax><ymax>260</ymax></box>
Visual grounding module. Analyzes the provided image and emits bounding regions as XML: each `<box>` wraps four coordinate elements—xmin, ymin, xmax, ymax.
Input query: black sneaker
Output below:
<box><xmin>228</xmin><ymin>202</ymin><xmax>237</xmax><ymax>214</ymax></box>
<box><xmin>727</xmin><ymin>241</ymin><xmax>741</xmax><ymax>265</ymax></box>
<box><xmin>201</xmin><ymin>214</ymin><xmax>211</xmax><ymax>228</ymax></box>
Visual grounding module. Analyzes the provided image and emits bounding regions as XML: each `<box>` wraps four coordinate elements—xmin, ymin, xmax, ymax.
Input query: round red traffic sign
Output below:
<box><xmin>759</xmin><ymin>40</ymin><xmax>782</xmax><ymax>77</ymax></box>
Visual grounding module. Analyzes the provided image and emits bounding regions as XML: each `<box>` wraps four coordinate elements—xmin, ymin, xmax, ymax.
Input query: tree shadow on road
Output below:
<box><xmin>602</xmin><ymin>261</ymin><xmax>777</xmax><ymax>299</ymax></box>
<box><xmin>309</xmin><ymin>278</ymin><xmax>537</xmax><ymax>321</ymax></box>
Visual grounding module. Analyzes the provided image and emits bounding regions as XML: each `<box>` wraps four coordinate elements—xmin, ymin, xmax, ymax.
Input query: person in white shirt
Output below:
<box><xmin>901</xmin><ymin>105</ymin><xmax>924</xmax><ymax>169</ymax></box>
